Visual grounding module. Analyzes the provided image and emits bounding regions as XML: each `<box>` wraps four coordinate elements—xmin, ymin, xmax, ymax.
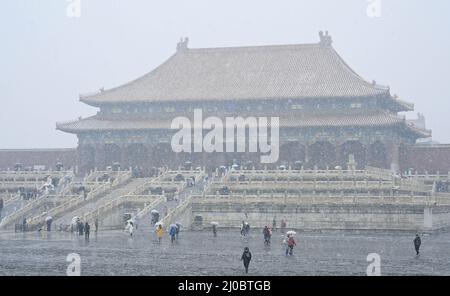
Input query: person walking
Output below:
<box><xmin>286</xmin><ymin>235</ymin><xmax>296</xmax><ymax>256</ymax></box>
<box><xmin>272</xmin><ymin>217</ymin><xmax>276</xmax><ymax>232</ymax></box>
<box><xmin>156</xmin><ymin>224</ymin><xmax>164</xmax><ymax>243</ymax></box>
<box><xmin>0</xmin><ymin>197</ymin><xmax>3</xmax><ymax>219</ymax></box>
<box><xmin>169</xmin><ymin>225</ymin><xmax>177</xmax><ymax>244</ymax></box>
<box><xmin>94</xmin><ymin>218</ymin><xmax>99</xmax><ymax>233</ymax></box>
<box><xmin>46</xmin><ymin>217</ymin><xmax>53</xmax><ymax>232</ymax></box>
<box><xmin>78</xmin><ymin>221</ymin><xmax>84</xmax><ymax>236</ymax></box>
<box><xmin>85</xmin><ymin>222</ymin><xmax>90</xmax><ymax>240</ymax></box>
<box><xmin>414</xmin><ymin>233</ymin><xmax>421</xmax><ymax>256</ymax></box>
<box><xmin>240</xmin><ymin>247</ymin><xmax>252</xmax><ymax>274</ymax></box>
<box><xmin>175</xmin><ymin>223</ymin><xmax>181</xmax><ymax>240</ymax></box>
<box><xmin>128</xmin><ymin>222</ymin><xmax>134</xmax><ymax>237</ymax></box>
<box><xmin>281</xmin><ymin>219</ymin><xmax>286</xmax><ymax>234</ymax></box>
<box><xmin>240</xmin><ymin>221</ymin><xmax>247</xmax><ymax>236</ymax></box>
<box><xmin>212</xmin><ymin>224</ymin><xmax>217</xmax><ymax>237</ymax></box>
<box><xmin>263</xmin><ymin>226</ymin><xmax>271</xmax><ymax>245</ymax></box>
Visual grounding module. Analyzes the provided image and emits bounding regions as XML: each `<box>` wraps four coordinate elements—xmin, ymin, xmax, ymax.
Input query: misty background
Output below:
<box><xmin>0</xmin><ymin>0</ymin><xmax>449</xmax><ymax>149</ymax></box>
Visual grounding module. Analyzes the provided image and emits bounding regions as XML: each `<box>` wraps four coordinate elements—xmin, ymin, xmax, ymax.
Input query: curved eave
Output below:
<box><xmin>392</xmin><ymin>97</ymin><xmax>414</xmax><ymax>112</ymax></box>
<box><xmin>403</xmin><ymin>123</ymin><xmax>432</xmax><ymax>139</ymax></box>
<box><xmin>55</xmin><ymin>112</ymin><xmax>410</xmax><ymax>134</ymax></box>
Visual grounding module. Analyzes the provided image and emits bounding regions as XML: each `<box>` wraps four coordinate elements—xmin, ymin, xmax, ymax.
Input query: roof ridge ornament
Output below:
<box><xmin>318</xmin><ymin>31</ymin><xmax>333</xmax><ymax>46</ymax></box>
<box><xmin>176</xmin><ymin>37</ymin><xmax>189</xmax><ymax>52</ymax></box>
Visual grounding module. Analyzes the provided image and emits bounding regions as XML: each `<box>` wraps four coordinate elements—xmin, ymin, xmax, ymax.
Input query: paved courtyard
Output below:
<box><xmin>1</xmin><ymin>229</ymin><xmax>450</xmax><ymax>276</ymax></box>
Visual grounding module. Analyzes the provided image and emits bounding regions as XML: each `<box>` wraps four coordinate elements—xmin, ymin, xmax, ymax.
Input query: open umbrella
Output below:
<box><xmin>286</xmin><ymin>230</ymin><xmax>296</xmax><ymax>236</ymax></box>
<box><xmin>154</xmin><ymin>221</ymin><xmax>164</xmax><ymax>228</ymax></box>
<box><xmin>71</xmin><ymin>216</ymin><xmax>80</xmax><ymax>225</ymax></box>
<box><xmin>151</xmin><ymin>209</ymin><xmax>159</xmax><ymax>214</ymax></box>
<box><xmin>45</xmin><ymin>216</ymin><xmax>53</xmax><ymax>222</ymax></box>
<box><xmin>210</xmin><ymin>221</ymin><xmax>219</xmax><ymax>225</ymax></box>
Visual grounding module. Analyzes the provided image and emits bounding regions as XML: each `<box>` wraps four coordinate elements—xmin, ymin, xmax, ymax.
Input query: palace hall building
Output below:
<box><xmin>57</xmin><ymin>32</ymin><xmax>431</xmax><ymax>174</ymax></box>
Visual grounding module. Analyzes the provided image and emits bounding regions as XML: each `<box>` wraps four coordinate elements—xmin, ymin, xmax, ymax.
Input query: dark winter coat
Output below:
<box><xmin>241</xmin><ymin>250</ymin><xmax>252</xmax><ymax>265</ymax></box>
<box><xmin>414</xmin><ymin>236</ymin><xmax>421</xmax><ymax>248</ymax></box>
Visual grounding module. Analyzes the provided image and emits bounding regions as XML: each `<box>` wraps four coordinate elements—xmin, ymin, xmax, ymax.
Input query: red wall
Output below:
<box><xmin>400</xmin><ymin>144</ymin><xmax>450</xmax><ymax>174</ymax></box>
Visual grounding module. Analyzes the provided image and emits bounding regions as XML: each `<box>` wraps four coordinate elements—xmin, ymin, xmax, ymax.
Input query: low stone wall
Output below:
<box><xmin>0</xmin><ymin>148</ymin><xmax>77</xmax><ymax>171</ymax></box>
<box><xmin>190</xmin><ymin>202</ymin><xmax>450</xmax><ymax>232</ymax></box>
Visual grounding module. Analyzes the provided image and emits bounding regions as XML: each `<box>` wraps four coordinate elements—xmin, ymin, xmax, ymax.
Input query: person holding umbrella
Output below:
<box><xmin>169</xmin><ymin>224</ymin><xmax>177</xmax><ymax>244</ymax></box>
<box><xmin>175</xmin><ymin>222</ymin><xmax>182</xmax><ymax>240</ymax></box>
<box><xmin>240</xmin><ymin>247</ymin><xmax>252</xmax><ymax>274</ymax></box>
<box><xmin>285</xmin><ymin>231</ymin><xmax>297</xmax><ymax>256</ymax></box>
<box><xmin>45</xmin><ymin>216</ymin><xmax>53</xmax><ymax>232</ymax></box>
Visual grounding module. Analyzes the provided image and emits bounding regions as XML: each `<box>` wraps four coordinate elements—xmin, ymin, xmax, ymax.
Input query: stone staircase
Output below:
<box><xmin>54</xmin><ymin>177</ymin><xmax>149</xmax><ymax>225</ymax></box>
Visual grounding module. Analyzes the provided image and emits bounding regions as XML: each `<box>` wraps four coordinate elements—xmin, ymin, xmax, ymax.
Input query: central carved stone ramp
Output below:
<box><xmin>54</xmin><ymin>178</ymin><xmax>150</xmax><ymax>225</ymax></box>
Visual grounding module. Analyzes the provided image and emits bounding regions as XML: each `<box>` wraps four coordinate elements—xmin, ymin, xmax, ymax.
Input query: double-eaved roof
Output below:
<box><xmin>58</xmin><ymin>33</ymin><xmax>428</xmax><ymax>137</ymax></box>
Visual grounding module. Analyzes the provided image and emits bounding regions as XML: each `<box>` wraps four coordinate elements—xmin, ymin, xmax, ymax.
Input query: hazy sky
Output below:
<box><xmin>1</xmin><ymin>0</ymin><xmax>449</xmax><ymax>148</ymax></box>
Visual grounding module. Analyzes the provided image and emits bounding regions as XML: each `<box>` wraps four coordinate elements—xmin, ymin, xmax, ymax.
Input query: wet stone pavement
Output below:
<box><xmin>1</xmin><ymin>229</ymin><xmax>450</xmax><ymax>276</ymax></box>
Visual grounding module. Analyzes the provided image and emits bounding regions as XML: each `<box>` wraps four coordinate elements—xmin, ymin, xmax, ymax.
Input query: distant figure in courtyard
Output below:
<box><xmin>281</xmin><ymin>219</ymin><xmax>286</xmax><ymax>233</ymax></box>
<box><xmin>286</xmin><ymin>235</ymin><xmax>296</xmax><ymax>256</ymax></box>
<box><xmin>263</xmin><ymin>226</ymin><xmax>271</xmax><ymax>245</ymax></box>
<box><xmin>414</xmin><ymin>234</ymin><xmax>422</xmax><ymax>256</ymax></box>
<box><xmin>0</xmin><ymin>197</ymin><xmax>3</xmax><ymax>219</ymax></box>
<box><xmin>128</xmin><ymin>222</ymin><xmax>134</xmax><ymax>237</ymax></box>
<box><xmin>156</xmin><ymin>224</ymin><xmax>164</xmax><ymax>243</ymax></box>
<box><xmin>85</xmin><ymin>222</ymin><xmax>90</xmax><ymax>240</ymax></box>
<box><xmin>240</xmin><ymin>221</ymin><xmax>246</xmax><ymax>236</ymax></box>
<box><xmin>212</xmin><ymin>224</ymin><xmax>217</xmax><ymax>237</ymax></box>
<box><xmin>175</xmin><ymin>223</ymin><xmax>181</xmax><ymax>240</ymax></box>
<box><xmin>22</xmin><ymin>218</ymin><xmax>27</xmax><ymax>232</ymax></box>
<box><xmin>240</xmin><ymin>247</ymin><xmax>252</xmax><ymax>274</ymax></box>
<box><xmin>46</xmin><ymin>217</ymin><xmax>53</xmax><ymax>232</ymax></box>
<box><xmin>272</xmin><ymin>217</ymin><xmax>276</xmax><ymax>232</ymax></box>
<box><xmin>78</xmin><ymin>221</ymin><xmax>84</xmax><ymax>236</ymax></box>
<box><xmin>169</xmin><ymin>225</ymin><xmax>177</xmax><ymax>244</ymax></box>
<box><xmin>95</xmin><ymin>218</ymin><xmax>99</xmax><ymax>233</ymax></box>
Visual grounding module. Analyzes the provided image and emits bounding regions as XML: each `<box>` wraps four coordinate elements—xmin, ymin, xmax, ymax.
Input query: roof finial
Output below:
<box><xmin>319</xmin><ymin>30</ymin><xmax>332</xmax><ymax>46</ymax></box>
<box><xmin>176</xmin><ymin>37</ymin><xmax>189</xmax><ymax>52</ymax></box>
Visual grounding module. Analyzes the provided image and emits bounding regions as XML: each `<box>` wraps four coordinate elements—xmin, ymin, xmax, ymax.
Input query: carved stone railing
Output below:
<box><xmin>190</xmin><ymin>194</ymin><xmax>435</xmax><ymax>206</ymax></box>
<box><xmin>160</xmin><ymin>195</ymin><xmax>192</xmax><ymax>228</ymax></box>
<box><xmin>80</xmin><ymin>194</ymin><xmax>164</xmax><ymax>227</ymax></box>
<box><xmin>25</xmin><ymin>171</ymin><xmax>132</xmax><ymax>229</ymax></box>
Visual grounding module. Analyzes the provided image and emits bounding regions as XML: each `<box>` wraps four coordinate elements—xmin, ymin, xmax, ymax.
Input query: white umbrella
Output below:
<box><xmin>210</xmin><ymin>221</ymin><xmax>219</xmax><ymax>225</ymax></box>
<box><xmin>175</xmin><ymin>222</ymin><xmax>182</xmax><ymax>227</ymax></box>
<box><xmin>151</xmin><ymin>209</ymin><xmax>159</xmax><ymax>214</ymax></box>
<box><xmin>154</xmin><ymin>221</ymin><xmax>164</xmax><ymax>228</ymax></box>
<box><xmin>286</xmin><ymin>230</ymin><xmax>296</xmax><ymax>236</ymax></box>
<box><xmin>45</xmin><ymin>216</ymin><xmax>53</xmax><ymax>222</ymax></box>
<box><xmin>71</xmin><ymin>216</ymin><xmax>80</xmax><ymax>225</ymax></box>
<box><xmin>169</xmin><ymin>223</ymin><xmax>178</xmax><ymax>229</ymax></box>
